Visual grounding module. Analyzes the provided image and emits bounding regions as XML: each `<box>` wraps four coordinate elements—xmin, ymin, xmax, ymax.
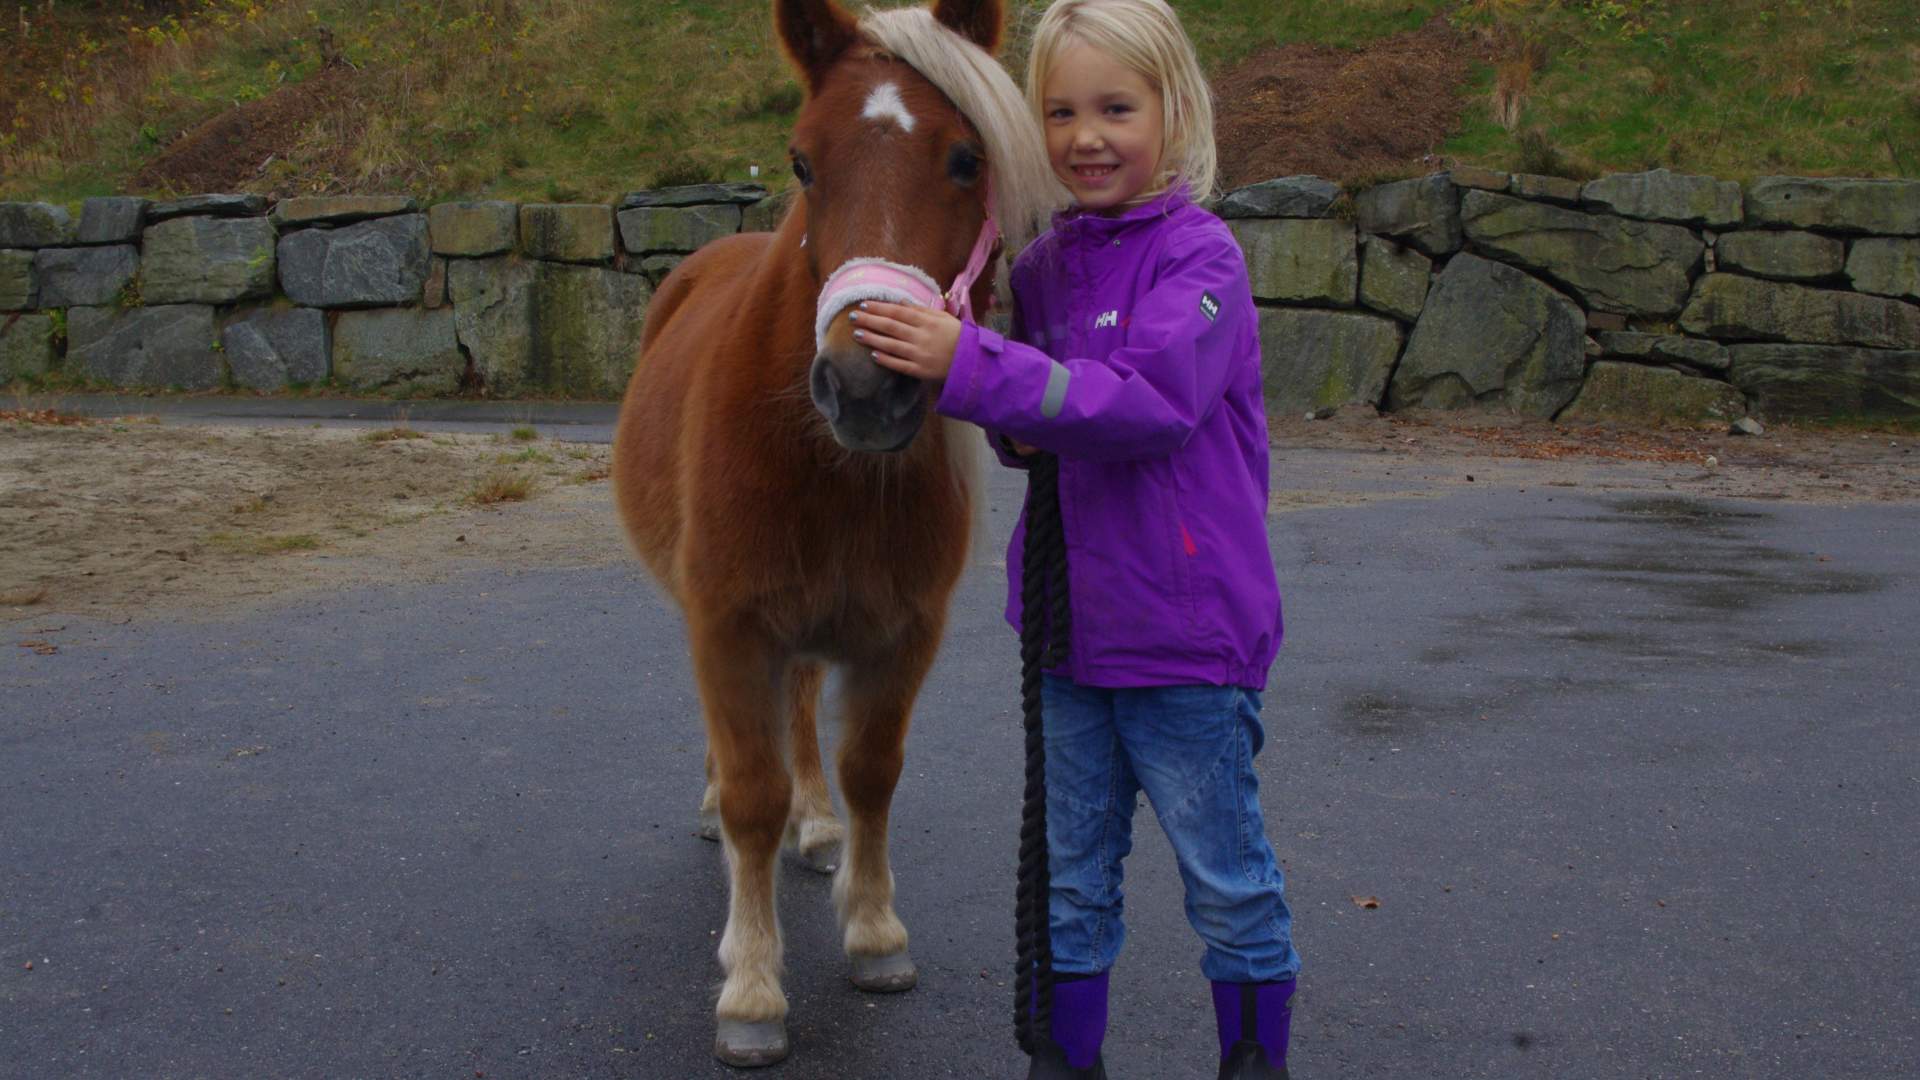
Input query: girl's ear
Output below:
<box><xmin>776</xmin><ymin>0</ymin><xmax>862</xmax><ymax>92</ymax></box>
<box><xmin>932</xmin><ymin>0</ymin><xmax>1003</xmax><ymax>53</ymax></box>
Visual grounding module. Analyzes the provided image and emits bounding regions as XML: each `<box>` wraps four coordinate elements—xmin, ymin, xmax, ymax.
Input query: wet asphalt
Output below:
<box><xmin>3</xmin><ymin>400</ymin><xmax>1916</xmax><ymax>1079</ymax></box>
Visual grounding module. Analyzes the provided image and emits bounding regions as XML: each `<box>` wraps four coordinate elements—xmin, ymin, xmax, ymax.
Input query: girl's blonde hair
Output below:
<box><xmin>1024</xmin><ymin>0</ymin><xmax>1218</xmax><ymax>202</ymax></box>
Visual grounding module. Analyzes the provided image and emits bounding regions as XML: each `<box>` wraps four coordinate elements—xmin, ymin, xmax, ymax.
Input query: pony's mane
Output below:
<box><xmin>858</xmin><ymin>6</ymin><xmax>1066</xmax><ymax>255</ymax></box>
<box><xmin>850</xmin><ymin>6</ymin><xmax>1055</xmax><ymax>557</ymax></box>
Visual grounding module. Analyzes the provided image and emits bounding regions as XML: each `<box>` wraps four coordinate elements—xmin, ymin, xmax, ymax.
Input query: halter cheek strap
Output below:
<box><xmin>946</xmin><ymin>182</ymin><xmax>1001</xmax><ymax>323</ymax></box>
<box><xmin>813</xmin><ymin>177</ymin><xmax>1000</xmax><ymax>351</ymax></box>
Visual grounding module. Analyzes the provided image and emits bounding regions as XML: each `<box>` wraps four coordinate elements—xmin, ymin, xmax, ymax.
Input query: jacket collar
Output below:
<box><xmin>1051</xmin><ymin>184</ymin><xmax>1194</xmax><ymax>241</ymax></box>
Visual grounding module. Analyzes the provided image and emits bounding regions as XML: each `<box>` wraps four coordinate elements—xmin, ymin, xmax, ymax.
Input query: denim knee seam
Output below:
<box><xmin>1159</xmin><ymin>732</ymin><xmax>1239</xmax><ymax>829</ymax></box>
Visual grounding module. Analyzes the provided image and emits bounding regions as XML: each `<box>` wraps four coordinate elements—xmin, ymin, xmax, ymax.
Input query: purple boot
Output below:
<box><xmin>1027</xmin><ymin>970</ymin><xmax>1109</xmax><ymax>1080</ymax></box>
<box><xmin>1212</xmin><ymin>979</ymin><xmax>1294</xmax><ymax>1079</ymax></box>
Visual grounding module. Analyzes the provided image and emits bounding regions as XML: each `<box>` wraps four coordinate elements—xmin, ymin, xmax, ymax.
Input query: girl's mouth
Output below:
<box><xmin>1072</xmin><ymin>164</ymin><xmax>1118</xmax><ymax>181</ymax></box>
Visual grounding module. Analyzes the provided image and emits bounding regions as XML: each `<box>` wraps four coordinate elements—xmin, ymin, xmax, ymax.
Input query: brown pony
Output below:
<box><xmin>611</xmin><ymin>0</ymin><xmax>1059</xmax><ymax>1066</ymax></box>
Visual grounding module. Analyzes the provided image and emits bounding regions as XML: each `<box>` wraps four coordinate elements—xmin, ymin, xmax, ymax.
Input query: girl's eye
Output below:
<box><xmin>1048</xmin><ymin>107</ymin><xmax>1072</xmax><ymax>121</ymax></box>
<box><xmin>1105</xmin><ymin>104</ymin><xmax>1133</xmax><ymax>117</ymax></box>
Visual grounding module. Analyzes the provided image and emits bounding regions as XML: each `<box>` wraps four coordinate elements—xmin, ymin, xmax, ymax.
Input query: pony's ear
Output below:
<box><xmin>776</xmin><ymin>0</ymin><xmax>863</xmax><ymax>92</ymax></box>
<box><xmin>931</xmin><ymin>0</ymin><xmax>1003</xmax><ymax>52</ymax></box>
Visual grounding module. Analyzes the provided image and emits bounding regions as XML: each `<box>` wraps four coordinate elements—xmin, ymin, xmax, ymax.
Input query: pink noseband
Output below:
<box><xmin>813</xmin><ymin>179</ymin><xmax>1000</xmax><ymax>349</ymax></box>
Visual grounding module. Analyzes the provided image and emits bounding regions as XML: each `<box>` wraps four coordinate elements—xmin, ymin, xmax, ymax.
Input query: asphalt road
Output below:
<box><xmin>3</xmin><ymin>414</ymin><xmax>1916</xmax><ymax>1079</ymax></box>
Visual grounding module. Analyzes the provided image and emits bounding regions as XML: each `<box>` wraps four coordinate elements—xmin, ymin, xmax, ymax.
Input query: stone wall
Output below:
<box><xmin>0</xmin><ymin>183</ymin><xmax>777</xmax><ymax>398</ymax></box>
<box><xmin>1229</xmin><ymin>169</ymin><xmax>1918</xmax><ymax>425</ymax></box>
<box><xmin>3</xmin><ymin>169</ymin><xmax>1917</xmax><ymax>424</ymax></box>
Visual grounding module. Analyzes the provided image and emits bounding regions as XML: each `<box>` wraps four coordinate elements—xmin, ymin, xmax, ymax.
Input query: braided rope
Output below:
<box><xmin>1014</xmin><ymin>452</ymin><xmax>1071</xmax><ymax>1056</ymax></box>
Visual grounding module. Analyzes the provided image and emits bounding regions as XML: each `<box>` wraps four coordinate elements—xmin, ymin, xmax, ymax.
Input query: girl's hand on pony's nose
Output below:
<box><xmin>854</xmin><ymin>301</ymin><xmax>962</xmax><ymax>382</ymax></box>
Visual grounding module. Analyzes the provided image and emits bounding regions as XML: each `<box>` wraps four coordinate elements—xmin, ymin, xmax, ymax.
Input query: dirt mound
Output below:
<box><xmin>1212</xmin><ymin>18</ymin><xmax>1490</xmax><ymax>189</ymax></box>
<box><xmin>131</xmin><ymin>64</ymin><xmax>361</xmax><ymax>197</ymax></box>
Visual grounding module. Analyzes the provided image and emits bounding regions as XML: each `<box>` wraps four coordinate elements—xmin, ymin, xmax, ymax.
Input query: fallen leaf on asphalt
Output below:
<box><xmin>1351</xmin><ymin>895</ymin><xmax>1381</xmax><ymax>909</ymax></box>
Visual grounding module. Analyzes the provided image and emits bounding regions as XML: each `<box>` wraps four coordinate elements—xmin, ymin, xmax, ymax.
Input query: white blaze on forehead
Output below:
<box><xmin>861</xmin><ymin>82</ymin><xmax>916</xmax><ymax>133</ymax></box>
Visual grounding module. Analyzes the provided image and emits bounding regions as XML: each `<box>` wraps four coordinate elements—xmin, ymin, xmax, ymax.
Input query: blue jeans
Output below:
<box><xmin>1042</xmin><ymin>675</ymin><xmax>1300</xmax><ymax>983</ymax></box>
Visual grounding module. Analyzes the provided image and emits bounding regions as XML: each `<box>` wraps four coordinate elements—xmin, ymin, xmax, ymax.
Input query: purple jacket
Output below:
<box><xmin>937</xmin><ymin>188</ymin><xmax>1282</xmax><ymax>689</ymax></box>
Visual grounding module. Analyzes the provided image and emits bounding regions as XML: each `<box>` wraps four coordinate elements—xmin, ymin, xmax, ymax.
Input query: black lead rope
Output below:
<box><xmin>1015</xmin><ymin>451</ymin><xmax>1071</xmax><ymax>1057</ymax></box>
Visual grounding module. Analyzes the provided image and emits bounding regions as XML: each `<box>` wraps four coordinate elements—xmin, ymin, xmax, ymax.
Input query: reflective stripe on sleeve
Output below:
<box><xmin>1041</xmin><ymin>361</ymin><xmax>1070</xmax><ymax>419</ymax></box>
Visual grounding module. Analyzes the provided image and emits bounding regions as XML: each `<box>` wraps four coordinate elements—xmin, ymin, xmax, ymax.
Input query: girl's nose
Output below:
<box><xmin>1072</xmin><ymin>124</ymin><xmax>1104</xmax><ymax>152</ymax></box>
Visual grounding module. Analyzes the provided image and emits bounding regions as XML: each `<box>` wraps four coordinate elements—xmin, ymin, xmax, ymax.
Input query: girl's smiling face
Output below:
<box><xmin>1041</xmin><ymin>40</ymin><xmax>1165</xmax><ymax>213</ymax></box>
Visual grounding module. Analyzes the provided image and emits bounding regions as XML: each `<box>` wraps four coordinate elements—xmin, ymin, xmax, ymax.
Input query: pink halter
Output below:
<box><xmin>812</xmin><ymin>179</ymin><xmax>1000</xmax><ymax>350</ymax></box>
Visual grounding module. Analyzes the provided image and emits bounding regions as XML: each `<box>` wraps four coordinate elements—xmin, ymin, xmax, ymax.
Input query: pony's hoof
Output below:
<box><xmin>714</xmin><ymin>1018</ymin><xmax>789</xmax><ymax>1067</ymax></box>
<box><xmin>794</xmin><ymin>837</ymin><xmax>841</xmax><ymax>875</ymax></box>
<box><xmin>849</xmin><ymin>950</ymin><xmax>917</xmax><ymax>993</ymax></box>
<box><xmin>788</xmin><ymin>817</ymin><xmax>842</xmax><ymax>874</ymax></box>
<box><xmin>697</xmin><ymin>811</ymin><xmax>722</xmax><ymax>843</ymax></box>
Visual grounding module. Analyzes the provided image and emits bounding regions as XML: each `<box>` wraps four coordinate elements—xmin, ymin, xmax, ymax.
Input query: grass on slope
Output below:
<box><xmin>3</xmin><ymin>0</ymin><xmax>805</xmax><ymax>204</ymax></box>
<box><xmin>1175</xmin><ymin>0</ymin><xmax>1450</xmax><ymax>64</ymax></box>
<box><xmin>1444</xmin><ymin>0</ymin><xmax>1919</xmax><ymax>181</ymax></box>
<box><xmin>0</xmin><ymin>0</ymin><xmax>1913</xmax><ymax>208</ymax></box>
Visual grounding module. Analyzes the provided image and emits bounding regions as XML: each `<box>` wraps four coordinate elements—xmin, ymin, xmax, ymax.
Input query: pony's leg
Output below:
<box><xmin>692</xmin><ymin>620</ymin><xmax>794</xmax><ymax>1067</ymax></box>
<box><xmin>833</xmin><ymin>622</ymin><xmax>939</xmax><ymax>993</ymax></box>
<box><xmin>698</xmin><ymin>747</ymin><xmax>722</xmax><ymax>841</ymax></box>
<box><xmin>784</xmin><ymin>662</ymin><xmax>844</xmax><ymax>874</ymax></box>
<box><xmin>706</xmin><ymin>664</ymin><xmax>841</xmax><ymax>870</ymax></box>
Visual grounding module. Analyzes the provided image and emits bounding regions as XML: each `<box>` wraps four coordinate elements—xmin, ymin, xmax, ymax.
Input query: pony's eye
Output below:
<box><xmin>791</xmin><ymin>154</ymin><xmax>813</xmax><ymax>187</ymax></box>
<box><xmin>947</xmin><ymin>145</ymin><xmax>982</xmax><ymax>186</ymax></box>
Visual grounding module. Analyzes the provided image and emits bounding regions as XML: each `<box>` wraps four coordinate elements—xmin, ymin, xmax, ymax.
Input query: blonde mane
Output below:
<box><xmin>854</xmin><ymin>5</ymin><xmax>1059</xmax><ymax>559</ymax></box>
<box><xmin>858</xmin><ymin>6</ymin><xmax>1067</xmax><ymax>255</ymax></box>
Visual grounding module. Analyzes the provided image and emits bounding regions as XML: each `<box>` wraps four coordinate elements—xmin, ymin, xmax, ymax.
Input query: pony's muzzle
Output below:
<box><xmin>809</xmin><ymin>347</ymin><xmax>926</xmax><ymax>453</ymax></box>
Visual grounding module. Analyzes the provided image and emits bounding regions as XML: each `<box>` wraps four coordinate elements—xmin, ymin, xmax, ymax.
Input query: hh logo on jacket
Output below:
<box><xmin>1093</xmin><ymin>309</ymin><xmax>1120</xmax><ymax>330</ymax></box>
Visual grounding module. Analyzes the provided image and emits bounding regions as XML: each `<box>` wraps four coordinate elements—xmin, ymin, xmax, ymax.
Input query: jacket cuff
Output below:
<box><xmin>938</xmin><ymin>322</ymin><xmax>1004</xmax><ymax>420</ymax></box>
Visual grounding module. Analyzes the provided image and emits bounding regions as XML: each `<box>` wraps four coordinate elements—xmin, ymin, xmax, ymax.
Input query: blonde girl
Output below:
<box><xmin>856</xmin><ymin>2</ymin><xmax>1301</xmax><ymax>1077</ymax></box>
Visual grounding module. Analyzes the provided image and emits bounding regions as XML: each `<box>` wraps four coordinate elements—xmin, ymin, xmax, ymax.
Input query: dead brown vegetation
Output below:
<box><xmin>1212</xmin><ymin>18</ymin><xmax>1494</xmax><ymax>189</ymax></box>
<box><xmin>130</xmin><ymin>62</ymin><xmax>367</xmax><ymax>195</ymax></box>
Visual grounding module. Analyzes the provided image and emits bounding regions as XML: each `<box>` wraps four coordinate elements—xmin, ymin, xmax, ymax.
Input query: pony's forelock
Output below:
<box><xmin>857</xmin><ymin>5</ymin><xmax>1067</xmax><ymax>254</ymax></box>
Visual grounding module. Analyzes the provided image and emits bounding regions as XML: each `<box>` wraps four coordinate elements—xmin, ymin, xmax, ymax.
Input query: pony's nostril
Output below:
<box><xmin>809</xmin><ymin>357</ymin><xmax>842</xmax><ymax>422</ymax></box>
<box><xmin>883</xmin><ymin>372</ymin><xmax>922</xmax><ymax>420</ymax></box>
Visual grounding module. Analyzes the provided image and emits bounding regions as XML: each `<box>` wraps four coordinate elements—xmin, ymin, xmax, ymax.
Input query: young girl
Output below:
<box><xmin>854</xmin><ymin>1</ymin><xmax>1299</xmax><ymax>1077</ymax></box>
